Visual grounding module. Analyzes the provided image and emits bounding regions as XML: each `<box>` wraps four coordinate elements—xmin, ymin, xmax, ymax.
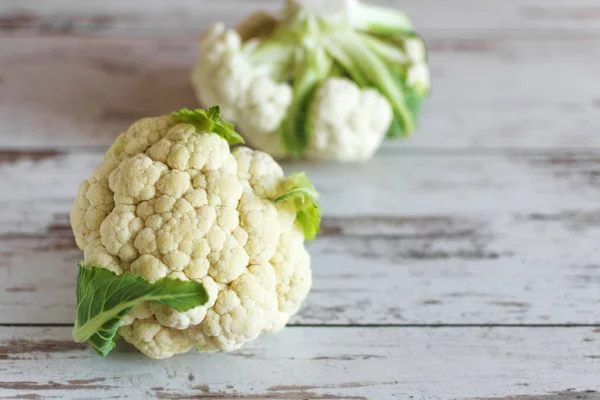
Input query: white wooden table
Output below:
<box><xmin>1</xmin><ymin>0</ymin><xmax>599</xmax><ymax>398</ymax></box>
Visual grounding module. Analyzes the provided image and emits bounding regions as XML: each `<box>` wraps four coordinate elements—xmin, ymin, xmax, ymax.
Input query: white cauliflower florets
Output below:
<box><xmin>192</xmin><ymin>23</ymin><xmax>292</xmax><ymax>158</ymax></box>
<box><xmin>70</xmin><ymin>116</ymin><xmax>312</xmax><ymax>359</ymax></box>
<box><xmin>308</xmin><ymin>78</ymin><xmax>393</xmax><ymax>161</ymax></box>
<box><xmin>191</xmin><ymin>1</ymin><xmax>430</xmax><ymax>162</ymax></box>
<box><xmin>404</xmin><ymin>38</ymin><xmax>430</xmax><ymax>93</ymax></box>
<box><xmin>191</xmin><ymin>24</ymin><xmax>395</xmax><ymax>162</ymax></box>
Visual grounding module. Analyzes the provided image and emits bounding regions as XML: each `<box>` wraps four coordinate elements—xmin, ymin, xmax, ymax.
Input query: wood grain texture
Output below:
<box><xmin>1</xmin><ymin>151</ymin><xmax>598</xmax><ymax>324</ymax></box>
<box><xmin>0</xmin><ymin>36</ymin><xmax>598</xmax><ymax>150</ymax></box>
<box><xmin>0</xmin><ymin>0</ymin><xmax>598</xmax><ymax>397</ymax></box>
<box><xmin>1</xmin><ymin>0</ymin><xmax>600</xmax><ymax>38</ymax></box>
<box><xmin>2</xmin><ymin>151</ymin><xmax>599</xmax><ymax>231</ymax></box>
<box><xmin>0</xmin><ymin>326</ymin><xmax>599</xmax><ymax>399</ymax></box>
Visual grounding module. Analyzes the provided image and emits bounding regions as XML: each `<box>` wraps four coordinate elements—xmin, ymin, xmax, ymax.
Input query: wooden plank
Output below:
<box><xmin>1</xmin><ymin>151</ymin><xmax>599</xmax><ymax>324</ymax></box>
<box><xmin>0</xmin><ymin>36</ymin><xmax>599</xmax><ymax>150</ymax></box>
<box><xmin>1</xmin><ymin>0</ymin><xmax>600</xmax><ymax>38</ymax></box>
<box><xmin>0</xmin><ymin>326</ymin><xmax>599</xmax><ymax>399</ymax></box>
<box><xmin>1</xmin><ymin>151</ymin><xmax>599</xmax><ymax>231</ymax></box>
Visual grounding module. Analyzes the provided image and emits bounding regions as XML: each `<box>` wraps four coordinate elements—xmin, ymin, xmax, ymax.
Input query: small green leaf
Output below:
<box><xmin>206</xmin><ymin>105</ymin><xmax>220</xmax><ymax>120</ymax></box>
<box><xmin>73</xmin><ymin>263</ymin><xmax>208</xmax><ymax>356</ymax></box>
<box><xmin>405</xmin><ymin>89</ymin><xmax>424</xmax><ymax>119</ymax></box>
<box><xmin>385</xmin><ymin>117</ymin><xmax>404</xmax><ymax>138</ymax></box>
<box><xmin>384</xmin><ymin>63</ymin><xmax>426</xmax><ymax>138</ymax></box>
<box><xmin>170</xmin><ymin>107</ymin><xmax>245</xmax><ymax>145</ymax></box>
<box><xmin>274</xmin><ymin>172</ymin><xmax>321</xmax><ymax>240</ymax></box>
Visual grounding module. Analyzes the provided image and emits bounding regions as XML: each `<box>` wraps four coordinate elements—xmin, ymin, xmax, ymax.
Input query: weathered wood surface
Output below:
<box><xmin>0</xmin><ymin>21</ymin><xmax>599</xmax><ymax>149</ymax></box>
<box><xmin>3</xmin><ymin>151</ymin><xmax>600</xmax><ymax>231</ymax></box>
<box><xmin>1</xmin><ymin>151</ymin><xmax>599</xmax><ymax>325</ymax></box>
<box><xmin>2</xmin><ymin>0</ymin><xmax>600</xmax><ymax>38</ymax></box>
<box><xmin>1</xmin><ymin>326</ymin><xmax>599</xmax><ymax>399</ymax></box>
<box><xmin>1</xmin><ymin>0</ymin><xmax>599</xmax><ymax>398</ymax></box>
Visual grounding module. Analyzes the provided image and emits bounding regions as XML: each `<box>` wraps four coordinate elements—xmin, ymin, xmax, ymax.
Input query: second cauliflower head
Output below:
<box><xmin>191</xmin><ymin>0</ymin><xmax>430</xmax><ymax>162</ymax></box>
<box><xmin>70</xmin><ymin>107</ymin><xmax>319</xmax><ymax>359</ymax></box>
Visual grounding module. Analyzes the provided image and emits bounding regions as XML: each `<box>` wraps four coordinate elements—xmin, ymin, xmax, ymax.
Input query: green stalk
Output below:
<box><xmin>279</xmin><ymin>17</ymin><xmax>332</xmax><ymax>156</ymax></box>
<box><xmin>358</xmin><ymin>32</ymin><xmax>409</xmax><ymax>64</ymax></box>
<box><xmin>247</xmin><ymin>40</ymin><xmax>295</xmax><ymax>81</ymax></box>
<box><xmin>279</xmin><ymin>67</ymin><xmax>320</xmax><ymax>156</ymax></box>
<box><xmin>345</xmin><ymin>0</ymin><xmax>413</xmax><ymax>35</ymax></box>
<box><xmin>326</xmin><ymin>30</ymin><xmax>415</xmax><ymax>134</ymax></box>
<box><xmin>322</xmin><ymin>36</ymin><xmax>369</xmax><ymax>88</ymax></box>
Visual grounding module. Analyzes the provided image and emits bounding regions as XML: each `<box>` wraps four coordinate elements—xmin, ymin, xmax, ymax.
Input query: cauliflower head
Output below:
<box><xmin>191</xmin><ymin>0</ymin><xmax>430</xmax><ymax>162</ymax></box>
<box><xmin>70</xmin><ymin>107</ymin><xmax>319</xmax><ymax>359</ymax></box>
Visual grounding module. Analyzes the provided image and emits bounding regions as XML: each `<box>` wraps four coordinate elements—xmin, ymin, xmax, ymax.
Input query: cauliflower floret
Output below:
<box><xmin>307</xmin><ymin>78</ymin><xmax>393</xmax><ymax>162</ymax></box>
<box><xmin>71</xmin><ymin>113</ymin><xmax>314</xmax><ymax>359</ymax></box>
<box><xmin>404</xmin><ymin>38</ymin><xmax>430</xmax><ymax>93</ymax></box>
<box><xmin>268</xmin><ymin>228</ymin><xmax>312</xmax><ymax>332</ymax></box>
<box><xmin>191</xmin><ymin>23</ymin><xmax>291</xmax><ymax>158</ymax></box>
<box><xmin>185</xmin><ymin>263</ymin><xmax>278</xmax><ymax>352</ymax></box>
<box><xmin>119</xmin><ymin>318</ymin><xmax>196</xmax><ymax>359</ymax></box>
